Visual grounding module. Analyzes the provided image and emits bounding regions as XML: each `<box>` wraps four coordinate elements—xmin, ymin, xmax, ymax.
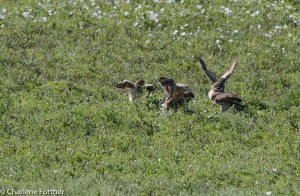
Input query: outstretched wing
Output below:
<box><xmin>176</xmin><ymin>83</ymin><xmax>189</xmax><ymax>96</ymax></box>
<box><xmin>162</xmin><ymin>90</ymin><xmax>195</xmax><ymax>109</ymax></box>
<box><xmin>144</xmin><ymin>84</ymin><xmax>156</xmax><ymax>92</ymax></box>
<box><xmin>115</xmin><ymin>80</ymin><xmax>135</xmax><ymax>89</ymax></box>
<box><xmin>214</xmin><ymin>92</ymin><xmax>242</xmax><ymax>104</ymax></box>
<box><xmin>220</xmin><ymin>103</ymin><xmax>231</xmax><ymax>113</ymax></box>
<box><xmin>176</xmin><ymin>83</ymin><xmax>188</xmax><ymax>88</ymax></box>
<box><xmin>197</xmin><ymin>58</ymin><xmax>218</xmax><ymax>83</ymax></box>
<box><xmin>214</xmin><ymin>92</ymin><xmax>244</xmax><ymax>112</ymax></box>
<box><xmin>176</xmin><ymin>84</ymin><xmax>188</xmax><ymax>96</ymax></box>
<box><xmin>214</xmin><ymin>59</ymin><xmax>238</xmax><ymax>91</ymax></box>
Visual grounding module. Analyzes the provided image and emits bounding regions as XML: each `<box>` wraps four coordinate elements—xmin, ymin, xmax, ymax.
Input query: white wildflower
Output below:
<box><xmin>275</xmin><ymin>25</ymin><xmax>281</xmax><ymax>30</ymax></box>
<box><xmin>265</xmin><ymin>191</ymin><xmax>272</xmax><ymax>196</ymax></box>
<box><xmin>216</xmin><ymin>27</ymin><xmax>223</xmax><ymax>32</ymax></box>
<box><xmin>166</xmin><ymin>0</ymin><xmax>175</xmax><ymax>3</ymax></box>
<box><xmin>173</xmin><ymin>30</ymin><xmax>179</xmax><ymax>35</ymax></box>
<box><xmin>135</xmin><ymin>4</ymin><xmax>142</xmax><ymax>11</ymax></box>
<box><xmin>41</xmin><ymin>17</ymin><xmax>47</xmax><ymax>22</ymax></box>
<box><xmin>221</xmin><ymin>6</ymin><xmax>232</xmax><ymax>15</ymax></box>
<box><xmin>258</xmin><ymin>24</ymin><xmax>261</xmax><ymax>29</ymax></box>
<box><xmin>251</xmin><ymin>10</ymin><xmax>259</xmax><ymax>17</ymax></box>
<box><xmin>145</xmin><ymin>39</ymin><xmax>151</xmax><ymax>44</ymax></box>
<box><xmin>233</xmin><ymin>29</ymin><xmax>239</xmax><ymax>34</ymax></box>
<box><xmin>148</xmin><ymin>11</ymin><xmax>159</xmax><ymax>22</ymax></box>
<box><xmin>124</xmin><ymin>11</ymin><xmax>129</xmax><ymax>16</ymax></box>
<box><xmin>48</xmin><ymin>10</ymin><xmax>56</xmax><ymax>16</ymax></box>
<box><xmin>183</xmin><ymin>23</ymin><xmax>188</xmax><ymax>28</ymax></box>
<box><xmin>91</xmin><ymin>12</ymin><xmax>98</xmax><ymax>17</ymax></box>
<box><xmin>196</xmin><ymin>5</ymin><xmax>202</xmax><ymax>10</ymax></box>
<box><xmin>181</xmin><ymin>32</ymin><xmax>186</xmax><ymax>36</ymax></box>
<box><xmin>271</xmin><ymin>3</ymin><xmax>279</xmax><ymax>10</ymax></box>
<box><xmin>22</xmin><ymin>11</ymin><xmax>30</xmax><ymax>18</ymax></box>
<box><xmin>264</xmin><ymin>33</ymin><xmax>272</xmax><ymax>38</ymax></box>
<box><xmin>108</xmin><ymin>14</ymin><xmax>116</xmax><ymax>18</ymax></box>
<box><xmin>133</xmin><ymin>21</ymin><xmax>139</xmax><ymax>27</ymax></box>
<box><xmin>224</xmin><ymin>7</ymin><xmax>232</xmax><ymax>15</ymax></box>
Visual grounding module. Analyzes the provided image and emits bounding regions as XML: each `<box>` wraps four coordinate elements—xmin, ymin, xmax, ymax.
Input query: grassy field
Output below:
<box><xmin>0</xmin><ymin>0</ymin><xmax>300</xmax><ymax>195</ymax></box>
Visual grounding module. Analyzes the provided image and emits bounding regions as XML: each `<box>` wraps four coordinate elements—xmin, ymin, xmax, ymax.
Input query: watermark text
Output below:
<box><xmin>0</xmin><ymin>188</ymin><xmax>64</xmax><ymax>195</ymax></box>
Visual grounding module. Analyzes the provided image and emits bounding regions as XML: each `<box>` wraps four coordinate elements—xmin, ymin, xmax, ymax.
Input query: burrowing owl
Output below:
<box><xmin>159</xmin><ymin>76</ymin><xmax>194</xmax><ymax>109</ymax></box>
<box><xmin>198</xmin><ymin>58</ymin><xmax>245</xmax><ymax>112</ymax></box>
<box><xmin>115</xmin><ymin>79</ymin><xmax>155</xmax><ymax>102</ymax></box>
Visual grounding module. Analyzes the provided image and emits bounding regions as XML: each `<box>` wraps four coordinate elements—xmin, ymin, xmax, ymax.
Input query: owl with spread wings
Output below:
<box><xmin>115</xmin><ymin>79</ymin><xmax>155</xmax><ymax>102</ymax></box>
<box><xmin>198</xmin><ymin>58</ymin><xmax>245</xmax><ymax>112</ymax></box>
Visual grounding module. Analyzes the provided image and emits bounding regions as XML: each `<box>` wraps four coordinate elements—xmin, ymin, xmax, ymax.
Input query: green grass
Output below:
<box><xmin>0</xmin><ymin>0</ymin><xmax>300</xmax><ymax>195</ymax></box>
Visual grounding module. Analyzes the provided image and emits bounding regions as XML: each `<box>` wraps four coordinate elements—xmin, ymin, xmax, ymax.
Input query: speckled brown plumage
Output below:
<box><xmin>159</xmin><ymin>76</ymin><xmax>194</xmax><ymax>109</ymax></box>
<box><xmin>198</xmin><ymin>58</ymin><xmax>245</xmax><ymax>112</ymax></box>
<box><xmin>115</xmin><ymin>79</ymin><xmax>155</xmax><ymax>102</ymax></box>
